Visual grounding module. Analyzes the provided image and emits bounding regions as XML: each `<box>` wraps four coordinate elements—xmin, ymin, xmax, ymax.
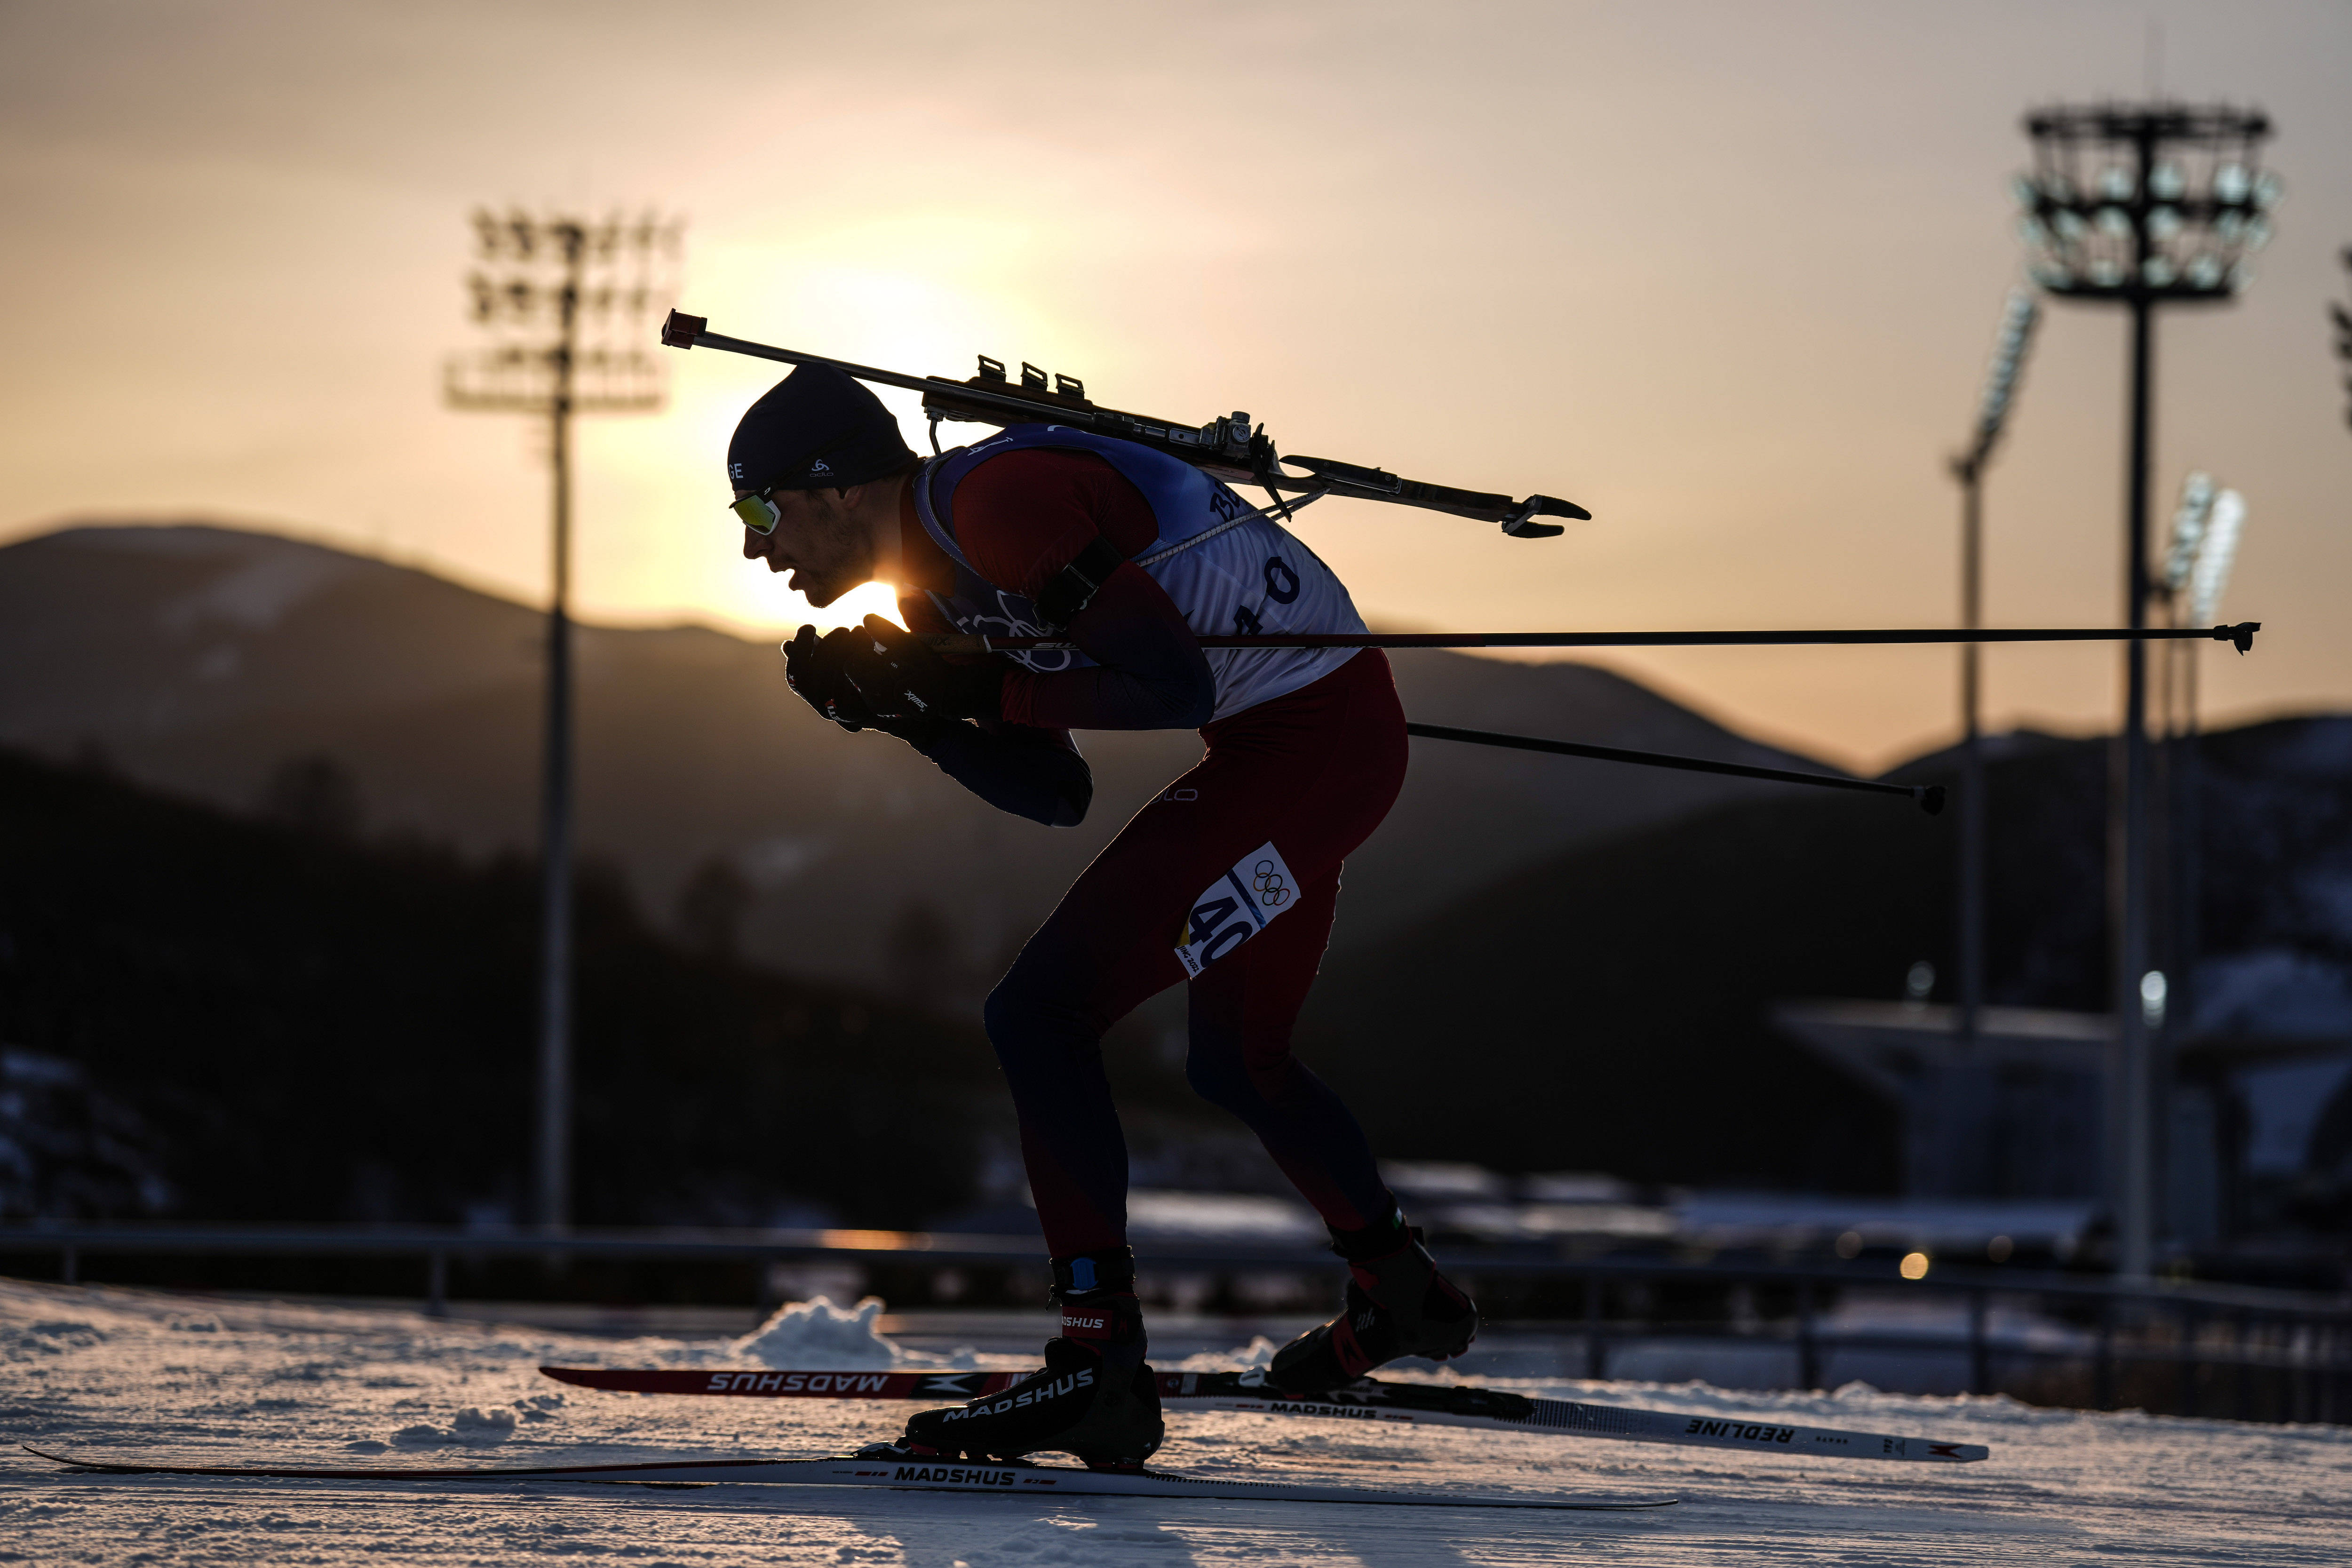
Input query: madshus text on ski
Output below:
<box><xmin>648</xmin><ymin>311</ymin><xmax>2217</xmax><ymax>1480</ymax></box>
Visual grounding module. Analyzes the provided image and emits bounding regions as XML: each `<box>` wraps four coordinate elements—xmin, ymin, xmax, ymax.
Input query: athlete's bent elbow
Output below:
<box><xmin>1046</xmin><ymin>777</ymin><xmax>1092</xmax><ymax>828</ymax></box>
<box><xmin>1171</xmin><ymin>666</ymin><xmax>1216</xmax><ymax>728</ymax></box>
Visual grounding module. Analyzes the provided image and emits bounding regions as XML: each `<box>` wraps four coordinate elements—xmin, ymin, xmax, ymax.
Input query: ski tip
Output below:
<box><xmin>23</xmin><ymin>1445</ymin><xmax>120</xmax><ymax>1472</ymax></box>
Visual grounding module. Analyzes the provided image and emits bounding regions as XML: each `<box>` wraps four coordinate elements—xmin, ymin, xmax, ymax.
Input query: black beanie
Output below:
<box><xmin>727</xmin><ymin>365</ymin><xmax>917</xmax><ymax>493</ymax></box>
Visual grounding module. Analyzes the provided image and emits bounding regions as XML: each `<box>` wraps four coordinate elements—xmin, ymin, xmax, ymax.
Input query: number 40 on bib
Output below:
<box><xmin>1174</xmin><ymin>842</ymin><xmax>1300</xmax><ymax>978</ymax></box>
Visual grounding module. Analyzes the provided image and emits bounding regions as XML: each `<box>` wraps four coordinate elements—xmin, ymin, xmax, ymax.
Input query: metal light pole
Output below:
<box><xmin>447</xmin><ymin>210</ymin><xmax>681</xmax><ymax>1231</ymax></box>
<box><xmin>1950</xmin><ymin>290</ymin><xmax>2040</xmax><ymax>1055</ymax></box>
<box><xmin>2014</xmin><ymin>104</ymin><xmax>2276</xmax><ymax>1279</ymax></box>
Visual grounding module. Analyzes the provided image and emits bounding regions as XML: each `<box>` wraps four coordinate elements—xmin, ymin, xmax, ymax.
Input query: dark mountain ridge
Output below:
<box><xmin>0</xmin><ymin>520</ymin><xmax>1844</xmax><ymax>997</ymax></box>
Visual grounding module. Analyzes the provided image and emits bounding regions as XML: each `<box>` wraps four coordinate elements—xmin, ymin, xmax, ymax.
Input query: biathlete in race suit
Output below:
<box><xmin>724</xmin><ymin>364</ymin><xmax>1477</xmax><ymax>1470</ymax></box>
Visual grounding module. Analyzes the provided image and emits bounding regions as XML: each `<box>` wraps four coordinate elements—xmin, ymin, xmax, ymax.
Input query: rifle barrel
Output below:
<box><xmin>661</xmin><ymin>310</ymin><xmax>1587</xmax><ymax>532</ymax></box>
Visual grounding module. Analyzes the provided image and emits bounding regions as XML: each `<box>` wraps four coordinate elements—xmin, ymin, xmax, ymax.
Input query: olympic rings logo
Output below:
<box><xmin>1254</xmin><ymin>860</ymin><xmax>1290</xmax><ymax>909</ymax></box>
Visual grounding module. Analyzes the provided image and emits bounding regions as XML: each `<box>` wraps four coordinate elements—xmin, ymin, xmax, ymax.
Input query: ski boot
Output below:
<box><xmin>1267</xmin><ymin>1210</ymin><xmax>1477</xmax><ymax>1392</ymax></box>
<box><xmin>897</xmin><ymin>1249</ymin><xmax>1163</xmax><ymax>1471</ymax></box>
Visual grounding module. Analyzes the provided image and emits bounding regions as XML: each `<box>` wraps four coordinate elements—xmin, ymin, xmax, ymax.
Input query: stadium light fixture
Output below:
<box><xmin>2164</xmin><ymin>472</ymin><xmax>2217</xmax><ymax>595</ymax></box>
<box><xmin>444</xmin><ymin>209</ymin><xmax>685</xmax><ymax>1233</ymax></box>
<box><xmin>2188</xmin><ymin>489</ymin><xmax>2245</xmax><ymax>629</ymax></box>
<box><xmin>2015</xmin><ymin>101</ymin><xmax>2275</xmax><ymax>1283</ymax></box>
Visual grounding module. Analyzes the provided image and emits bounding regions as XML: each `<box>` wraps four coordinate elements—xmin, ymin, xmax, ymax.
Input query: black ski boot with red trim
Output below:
<box><xmin>898</xmin><ymin>1249</ymin><xmax>1163</xmax><ymax>1471</ymax></box>
<box><xmin>1267</xmin><ymin>1211</ymin><xmax>1478</xmax><ymax>1392</ymax></box>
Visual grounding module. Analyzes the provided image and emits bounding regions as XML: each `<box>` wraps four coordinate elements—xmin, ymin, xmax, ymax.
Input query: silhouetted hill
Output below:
<box><xmin>0</xmin><ymin>521</ymin><xmax>1836</xmax><ymax>998</ymax></box>
<box><xmin>1299</xmin><ymin>716</ymin><xmax>2352</xmax><ymax>1193</ymax></box>
<box><xmin>0</xmin><ymin>744</ymin><xmax>997</xmax><ymax>1227</ymax></box>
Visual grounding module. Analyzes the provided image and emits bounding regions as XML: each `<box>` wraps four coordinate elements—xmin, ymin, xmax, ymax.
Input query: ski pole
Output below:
<box><xmin>920</xmin><ymin>623</ymin><xmax>2259</xmax><ymax>656</ymax></box>
<box><xmin>1403</xmin><ymin>722</ymin><xmax>1947</xmax><ymax>815</ymax></box>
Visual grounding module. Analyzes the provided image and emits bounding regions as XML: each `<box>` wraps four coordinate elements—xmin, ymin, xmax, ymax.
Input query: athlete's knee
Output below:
<box><xmin>1184</xmin><ymin>1032</ymin><xmax>1266</xmax><ymax>1118</ymax></box>
<box><xmin>1184</xmin><ymin>1053</ymin><xmax>1252</xmax><ymax>1115</ymax></box>
<box><xmin>982</xmin><ymin>969</ymin><xmax>1045</xmax><ymax>1052</ymax></box>
<box><xmin>984</xmin><ymin>955</ymin><xmax>1093</xmax><ymax>1073</ymax></box>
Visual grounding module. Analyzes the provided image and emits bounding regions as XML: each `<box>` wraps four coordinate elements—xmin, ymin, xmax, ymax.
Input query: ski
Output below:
<box><xmin>1188</xmin><ymin>1377</ymin><xmax>1989</xmax><ymax>1463</ymax></box>
<box><xmin>537</xmin><ymin>1367</ymin><xmax>1988</xmax><ymax>1463</ymax></box>
<box><xmin>21</xmin><ymin>1445</ymin><xmax>1672</xmax><ymax>1510</ymax></box>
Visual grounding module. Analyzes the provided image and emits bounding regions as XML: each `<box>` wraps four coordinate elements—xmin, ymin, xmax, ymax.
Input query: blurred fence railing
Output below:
<box><xmin>3</xmin><ymin>1221</ymin><xmax>2344</xmax><ymax>1424</ymax></box>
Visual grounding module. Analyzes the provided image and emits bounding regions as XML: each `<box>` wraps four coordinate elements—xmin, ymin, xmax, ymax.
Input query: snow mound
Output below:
<box><xmin>390</xmin><ymin>1406</ymin><xmax>517</xmax><ymax>1447</ymax></box>
<box><xmin>732</xmin><ymin>1296</ymin><xmax>904</xmax><ymax>1368</ymax></box>
<box><xmin>1</xmin><ymin>1317</ymin><xmax>109</xmax><ymax>1360</ymax></box>
<box><xmin>1168</xmin><ymin>1336</ymin><xmax>1281</xmax><ymax>1372</ymax></box>
<box><xmin>730</xmin><ymin>1296</ymin><xmax>976</xmax><ymax>1370</ymax></box>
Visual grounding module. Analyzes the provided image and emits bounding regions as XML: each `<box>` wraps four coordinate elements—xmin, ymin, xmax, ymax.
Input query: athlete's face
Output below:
<box><xmin>739</xmin><ymin>485</ymin><xmax>872</xmax><ymax>608</ymax></box>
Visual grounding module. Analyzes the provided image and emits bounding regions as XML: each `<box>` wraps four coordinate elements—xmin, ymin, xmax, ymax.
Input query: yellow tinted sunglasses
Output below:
<box><xmin>731</xmin><ymin>491</ymin><xmax>782</xmax><ymax>534</ymax></box>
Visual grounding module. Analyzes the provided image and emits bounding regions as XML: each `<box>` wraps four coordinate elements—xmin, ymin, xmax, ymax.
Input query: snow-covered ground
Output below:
<box><xmin>1</xmin><ymin>1276</ymin><xmax>2344</xmax><ymax>1566</ymax></box>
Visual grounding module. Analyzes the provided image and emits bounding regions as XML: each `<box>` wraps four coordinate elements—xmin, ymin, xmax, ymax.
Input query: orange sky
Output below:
<box><xmin>2</xmin><ymin>0</ymin><xmax>2347</xmax><ymax>771</ymax></box>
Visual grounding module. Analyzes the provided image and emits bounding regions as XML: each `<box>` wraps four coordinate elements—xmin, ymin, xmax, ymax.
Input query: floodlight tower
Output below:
<box><xmin>446</xmin><ymin>210</ymin><xmax>682</xmax><ymax>1231</ymax></box>
<box><xmin>2012</xmin><ymin>103</ymin><xmax>2276</xmax><ymax>1280</ymax></box>
<box><xmin>1950</xmin><ymin>290</ymin><xmax>2040</xmax><ymax>1056</ymax></box>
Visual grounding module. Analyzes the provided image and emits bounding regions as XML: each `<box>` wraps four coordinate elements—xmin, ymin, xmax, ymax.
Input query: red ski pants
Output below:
<box><xmin>985</xmin><ymin>649</ymin><xmax>1410</xmax><ymax>1257</ymax></box>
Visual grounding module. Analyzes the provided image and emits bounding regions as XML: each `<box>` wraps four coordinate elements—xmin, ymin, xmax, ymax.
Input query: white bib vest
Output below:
<box><xmin>912</xmin><ymin>425</ymin><xmax>1367</xmax><ymax>723</ymax></box>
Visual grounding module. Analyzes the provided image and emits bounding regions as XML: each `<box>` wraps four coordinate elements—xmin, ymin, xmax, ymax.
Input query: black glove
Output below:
<box><xmin>786</xmin><ymin>623</ymin><xmax>962</xmax><ymax>745</ymax></box>
<box><xmin>838</xmin><ymin>614</ymin><xmax>1006</xmax><ymax>724</ymax></box>
<box><xmin>784</xmin><ymin>625</ymin><xmax>880</xmax><ymax>733</ymax></box>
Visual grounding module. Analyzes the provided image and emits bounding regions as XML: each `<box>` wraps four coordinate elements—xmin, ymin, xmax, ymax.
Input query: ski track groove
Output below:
<box><xmin>0</xmin><ymin>1277</ymin><xmax>2344</xmax><ymax>1565</ymax></box>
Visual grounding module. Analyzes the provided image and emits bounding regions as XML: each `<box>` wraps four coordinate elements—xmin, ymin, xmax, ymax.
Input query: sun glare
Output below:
<box><xmin>795</xmin><ymin>265</ymin><xmax>1006</xmax><ymax>377</ymax></box>
<box><xmin>795</xmin><ymin>580</ymin><xmax>905</xmax><ymax>634</ymax></box>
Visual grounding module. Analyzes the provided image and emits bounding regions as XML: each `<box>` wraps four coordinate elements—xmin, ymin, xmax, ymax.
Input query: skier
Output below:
<box><xmin>726</xmin><ymin>365</ymin><xmax>1478</xmax><ymax>1470</ymax></box>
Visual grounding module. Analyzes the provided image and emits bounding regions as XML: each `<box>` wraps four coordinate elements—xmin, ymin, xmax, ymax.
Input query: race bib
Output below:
<box><xmin>1174</xmin><ymin>842</ymin><xmax>1298</xmax><ymax>978</ymax></box>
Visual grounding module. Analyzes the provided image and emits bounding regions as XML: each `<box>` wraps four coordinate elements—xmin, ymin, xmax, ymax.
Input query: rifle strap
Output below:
<box><xmin>1033</xmin><ymin>533</ymin><xmax>1128</xmax><ymax>629</ymax></box>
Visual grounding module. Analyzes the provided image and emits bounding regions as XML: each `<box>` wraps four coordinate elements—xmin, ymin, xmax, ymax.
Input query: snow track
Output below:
<box><xmin>1</xmin><ymin>1276</ymin><xmax>2343</xmax><ymax>1564</ymax></box>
